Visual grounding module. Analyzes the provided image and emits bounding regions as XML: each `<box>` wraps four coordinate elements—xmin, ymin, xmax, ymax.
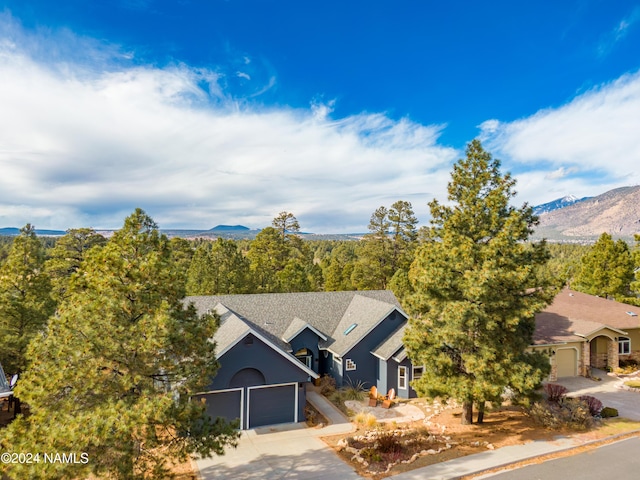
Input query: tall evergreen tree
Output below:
<box><xmin>186</xmin><ymin>238</ymin><xmax>252</xmax><ymax>295</ymax></box>
<box><xmin>404</xmin><ymin>140</ymin><xmax>553</xmax><ymax>424</ymax></box>
<box><xmin>248</xmin><ymin>215</ymin><xmax>320</xmax><ymax>293</ymax></box>
<box><xmin>353</xmin><ymin>202</ymin><xmax>417</xmax><ymax>290</ymax></box>
<box><xmin>388</xmin><ymin>200</ymin><xmax>418</xmax><ymax>271</ymax></box>
<box><xmin>2</xmin><ymin>210</ymin><xmax>238</xmax><ymax>479</ymax></box>
<box><xmin>322</xmin><ymin>242</ymin><xmax>357</xmax><ymax>291</ymax></box>
<box><xmin>632</xmin><ymin>234</ymin><xmax>640</xmax><ymax>300</ymax></box>
<box><xmin>272</xmin><ymin>211</ymin><xmax>300</xmax><ymax>240</ymax></box>
<box><xmin>0</xmin><ymin>225</ymin><xmax>55</xmax><ymax>375</ymax></box>
<box><xmin>44</xmin><ymin>228</ymin><xmax>107</xmax><ymax>302</ymax></box>
<box><xmin>573</xmin><ymin>232</ymin><xmax>634</xmax><ymax>300</ymax></box>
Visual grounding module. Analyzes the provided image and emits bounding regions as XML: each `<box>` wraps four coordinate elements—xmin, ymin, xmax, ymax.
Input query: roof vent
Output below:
<box><xmin>344</xmin><ymin>323</ymin><xmax>358</xmax><ymax>335</ymax></box>
<box><xmin>626</xmin><ymin>311</ymin><xmax>638</xmax><ymax>317</ymax></box>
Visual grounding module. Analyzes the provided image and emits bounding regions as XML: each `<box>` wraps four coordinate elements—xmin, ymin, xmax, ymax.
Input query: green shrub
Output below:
<box><xmin>601</xmin><ymin>407</ymin><xmax>619</xmax><ymax>418</ymax></box>
<box><xmin>361</xmin><ymin>448</ymin><xmax>382</xmax><ymax>462</ymax></box>
<box><xmin>343</xmin><ymin>378</ymin><xmax>368</xmax><ymax>401</ymax></box>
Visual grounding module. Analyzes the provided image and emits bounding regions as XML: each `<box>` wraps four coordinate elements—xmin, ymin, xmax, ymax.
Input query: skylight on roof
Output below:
<box><xmin>626</xmin><ymin>311</ymin><xmax>638</xmax><ymax>317</ymax></box>
<box><xmin>344</xmin><ymin>323</ymin><xmax>358</xmax><ymax>335</ymax></box>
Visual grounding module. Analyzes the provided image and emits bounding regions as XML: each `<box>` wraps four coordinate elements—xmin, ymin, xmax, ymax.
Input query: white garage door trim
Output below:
<box><xmin>247</xmin><ymin>382</ymin><xmax>298</xmax><ymax>429</ymax></box>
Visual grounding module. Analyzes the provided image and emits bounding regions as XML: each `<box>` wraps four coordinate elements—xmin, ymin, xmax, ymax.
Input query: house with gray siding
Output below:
<box><xmin>187</xmin><ymin>290</ymin><xmax>417</xmax><ymax>429</ymax></box>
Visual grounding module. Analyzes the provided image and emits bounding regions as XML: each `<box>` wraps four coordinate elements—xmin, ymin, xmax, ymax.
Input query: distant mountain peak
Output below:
<box><xmin>209</xmin><ymin>225</ymin><xmax>250</xmax><ymax>232</ymax></box>
<box><xmin>534</xmin><ymin>185</ymin><xmax>640</xmax><ymax>241</ymax></box>
<box><xmin>532</xmin><ymin>195</ymin><xmax>591</xmax><ymax>216</ymax></box>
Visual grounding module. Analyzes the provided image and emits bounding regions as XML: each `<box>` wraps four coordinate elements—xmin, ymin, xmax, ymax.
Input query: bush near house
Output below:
<box><xmin>579</xmin><ymin>395</ymin><xmax>603</xmax><ymax>417</ymax></box>
<box><xmin>530</xmin><ymin>398</ymin><xmax>594</xmax><ymax>430</ymax></box>
<box><xmin>600</xmin><ymin>407</ymin><xmax>619</xmax><ymax>418</ymax></box>
<box><xmin>318</xmin><ymin>374</ymin><xmax>337</xmax><ymax>396</ymax></box>
<box><xmin>543</xmin><ymin>383</ymin><xmax>568</xmax><ymax>403</ymax></box>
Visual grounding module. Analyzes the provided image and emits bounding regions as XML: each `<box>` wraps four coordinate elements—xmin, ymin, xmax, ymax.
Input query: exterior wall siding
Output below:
<box><xmin>289</xmin><ymin>328</ymin><xmax>322</xmax><ymax>374</ymax></box>
<box><xmin>341</xmin><ymin>310</ymin><xmax>407</xmax><ymax>390</ymax></box>
<box><xmin>385</xmin><ymin>357</ymin><xmax>418</xmax><ymax>399</ymax></box>
<box><xmin>208</xmin><ymin>333</ymin><xmax>311</xmax><ymax>391</ymax></box>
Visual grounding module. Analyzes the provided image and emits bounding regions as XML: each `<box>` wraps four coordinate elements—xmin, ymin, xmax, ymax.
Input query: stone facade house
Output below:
<box><xmin>531</xmin><ymin>288</ymin><xmax>640</xmax><ymax>381</ymax></box>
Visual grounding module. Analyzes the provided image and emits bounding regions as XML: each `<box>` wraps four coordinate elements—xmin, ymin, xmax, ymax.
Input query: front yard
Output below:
<box><xmin>321</xmin><ymin>397</ymin><xmax>640</xmax><ymax>479</ymax></box>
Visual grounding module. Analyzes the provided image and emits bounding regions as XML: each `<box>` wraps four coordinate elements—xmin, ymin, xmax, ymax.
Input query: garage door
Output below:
<box><xmin>556</xmin><ymin>349</ymin><xmax>577</xmax><ymax>377</ymax></box>
<box><xmin>247</xmin><ymin>383</ymin><xmax>298</xmax><ymax>429</ymax></box>
<box><xmin>193</xmin><ymin>388</ymin><xmax>243</xmax><ymax>429</ymax></box>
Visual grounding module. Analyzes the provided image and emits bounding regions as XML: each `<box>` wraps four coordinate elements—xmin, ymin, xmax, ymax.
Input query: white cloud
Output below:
<box><xmin>481</xmin><ymin>70</ymin><xmax>640</xmax><ymax>205</ymax></box>
<box><xmin>0</xmin><ymin>17</ymin><xmax>457</xmax><ymax>233</ymax></box>
<box><xmin>597</xmin><ymin>7</ymin><xmax>640</xmax><ymax>57</ymax></box>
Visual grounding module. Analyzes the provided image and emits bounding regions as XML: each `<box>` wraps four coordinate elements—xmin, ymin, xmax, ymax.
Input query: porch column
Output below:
<box><xmin>581</xmin><ymin>342</ymin><xmax>590</xmax><ymax>377</ymax></box>
<box><xmin>607</xmin><ymin>338</ymin><xmax>619</xmax><ymax>371</ymax></box>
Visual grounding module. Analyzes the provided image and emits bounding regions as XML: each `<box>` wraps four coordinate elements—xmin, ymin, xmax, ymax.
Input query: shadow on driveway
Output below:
<box><xmin>195</xmin><ymin>424</ymin><xmax>361</xmax><ymax>480</ymax></box>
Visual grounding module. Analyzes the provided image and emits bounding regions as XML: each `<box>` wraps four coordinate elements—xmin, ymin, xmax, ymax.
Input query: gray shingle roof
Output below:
<box><xmin>372</xmin><ymin>324</ymin><xmax>407</xmax><ymax>360</ymax></box>
<box><xmin>211</xmin><ymin>306</ymin><xmax>252</xmax><ymax>357</ymax></box>
<box><xmin>186</xmin><ymin>290</ymin><xmax>404</xmax><ymax>357</ymax></box>
<box><xmin>324</xmin><ymin>294</ymin><xmax>404</xmax><ymax>357</ymax></box>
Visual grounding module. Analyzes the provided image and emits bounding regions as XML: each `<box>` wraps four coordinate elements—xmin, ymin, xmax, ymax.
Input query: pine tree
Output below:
<box><xmin>632</xmin><ymin>234</ymin><xmax>640</xmax><ymax>301</ymax></box>
<box><xmin>248</xmin><ymin>215</ymin><xmax>320</xmax><ymax>293</ymax></box>
<box><xmin>353</xmin><ymin>202</ymin><xmax>418</xmax><ymax>290</ymax></box>
<box><xmin>574</xmin><ymin>233</ymin><xmax>634</xmax><ymax>300</ymax></box>
<box><xmin>44</xmin><ymin>228</ymin><xmax>107</xmax><ymax>301</ymax></box>
<box><xmin>272</xmin><ymin>211</ymin><xmax>300</xmax><ymax>240</ymax></box>
<box><xmin>2</xmin><ymin>210</ymin><xmax>238</xmax><ymax>479</ymax></box>
<box><xmin>404</xmin><ymin>140</ymin><xmax>553</xmax><ymax>424</ymax></box>
<box><xmin>186</xmin><ymin>239</ymin><xmax>252</xmax><ymax>295</ymax></box>
<box><xmin>0</xmin><ymin>225</ymin><xmax>55</xmax><ymax>375</ymax></box>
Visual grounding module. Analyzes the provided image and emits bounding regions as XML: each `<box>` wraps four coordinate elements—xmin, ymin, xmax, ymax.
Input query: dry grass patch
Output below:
<box><xmin>323</xmin><ymin>398</ymin><xmax>640</xmax><ymax>480</ymax></box>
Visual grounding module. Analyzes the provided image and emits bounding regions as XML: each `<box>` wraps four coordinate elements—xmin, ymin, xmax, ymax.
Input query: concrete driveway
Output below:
<box><xmin>195</xmin><ymin>423</ymin><xmax>361</xmax><ymax>480</ymax></box>
<box><xmin>553</xmin><ymin>369</ymin><xmax>640</xmax><ymax>420</ymax></box>
<box><xmin>195</xmin><ymin>390</ymin><xmax>361</xmax><ymax>480</ymax></box>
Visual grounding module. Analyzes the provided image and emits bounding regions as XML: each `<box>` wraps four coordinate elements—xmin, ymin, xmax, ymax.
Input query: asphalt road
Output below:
<box><xmin>485</xmin><ymin>436</ymin><xmax>640</xmax><ymax>480</ymax></box>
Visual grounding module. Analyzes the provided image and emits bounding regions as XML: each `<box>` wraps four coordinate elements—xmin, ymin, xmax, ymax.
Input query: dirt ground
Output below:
<box><xmin>322</xmin><ymin>401</ymin><xmax>640</xmax><ymax>479</ymax></box>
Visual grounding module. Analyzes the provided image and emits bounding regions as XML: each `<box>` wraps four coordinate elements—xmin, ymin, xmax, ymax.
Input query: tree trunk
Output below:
<box><xmin>461</xmin><ymin>401</ymin><xmax>473</xmax><ymax>424</ymax></box>
<box><xmin>477</xmin><ymin>401</ymin><xmax>485</xmax><ymax>424</ymax></box>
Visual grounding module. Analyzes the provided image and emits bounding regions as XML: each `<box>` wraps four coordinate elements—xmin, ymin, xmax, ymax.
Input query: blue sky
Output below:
<box><xmin>1</xmin><ymin>1</ymin><xmax>639</xmax><ymax>233</ymax></box>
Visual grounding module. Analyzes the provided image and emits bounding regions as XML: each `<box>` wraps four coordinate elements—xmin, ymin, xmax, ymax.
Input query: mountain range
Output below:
<box><xmin>532</xmin><ymin>185</ymin><xmax>640</xmax><ymax>242</ymax></box>
<box><xmin>532</xmin><ymin>195</ymin><xmax>591</xmax><ymax>216</ymax></box>
<box><xmin>2</xmin><ymin>187</ymin><xmax>639</xmax><ymax>242</ymax></box>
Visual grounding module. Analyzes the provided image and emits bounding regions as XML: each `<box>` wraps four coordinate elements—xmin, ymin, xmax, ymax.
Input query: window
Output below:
<box><xmin>345</xmin><ymin>359</ymin><xmax>357</xmax><ymax>371</ymax></box>
<box><xmin>398</xmin><ymin>366</ymin><xmax>407</xmax><ymax>390</ymax></box>
<box><xmin>344</xmin><ymin>323</ymin><xmax>358</xmax><ymax>335</ymax></box>
<box><xmin>619</xmin><ymin>337</ymin><xmax>631</xmax><ymax>355</ymax></box>
<box><xmin>295</xmin><ymin>348</ymin><xmax>312</xmax><ymax>368</ymax></box>
<box><xmin>412</xmin><ymin>366</ymin><xmax>424</xmax><ymax>380</ymax></box>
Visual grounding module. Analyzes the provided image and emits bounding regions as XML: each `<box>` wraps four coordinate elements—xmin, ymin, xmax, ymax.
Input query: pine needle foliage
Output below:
<box><xmin>404</xmin><ymin>140</ymin><xmax>554</xmax><ymax>424</ymax></box>
<box><xmin>1</xmin><ymin>209</ymin><xmax>238</xmax><ymax>480</ymax></box>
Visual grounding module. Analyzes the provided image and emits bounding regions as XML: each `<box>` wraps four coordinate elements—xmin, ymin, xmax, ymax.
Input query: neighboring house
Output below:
<box><xmin>531</xmin><ymin>288</ymin><xmax>640</xmax><ymax>381</ymax></box>
<box><xmin>187</xmin><ymin>290</ymin><xmax>417</xmax><ymax>429</ymax></box>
